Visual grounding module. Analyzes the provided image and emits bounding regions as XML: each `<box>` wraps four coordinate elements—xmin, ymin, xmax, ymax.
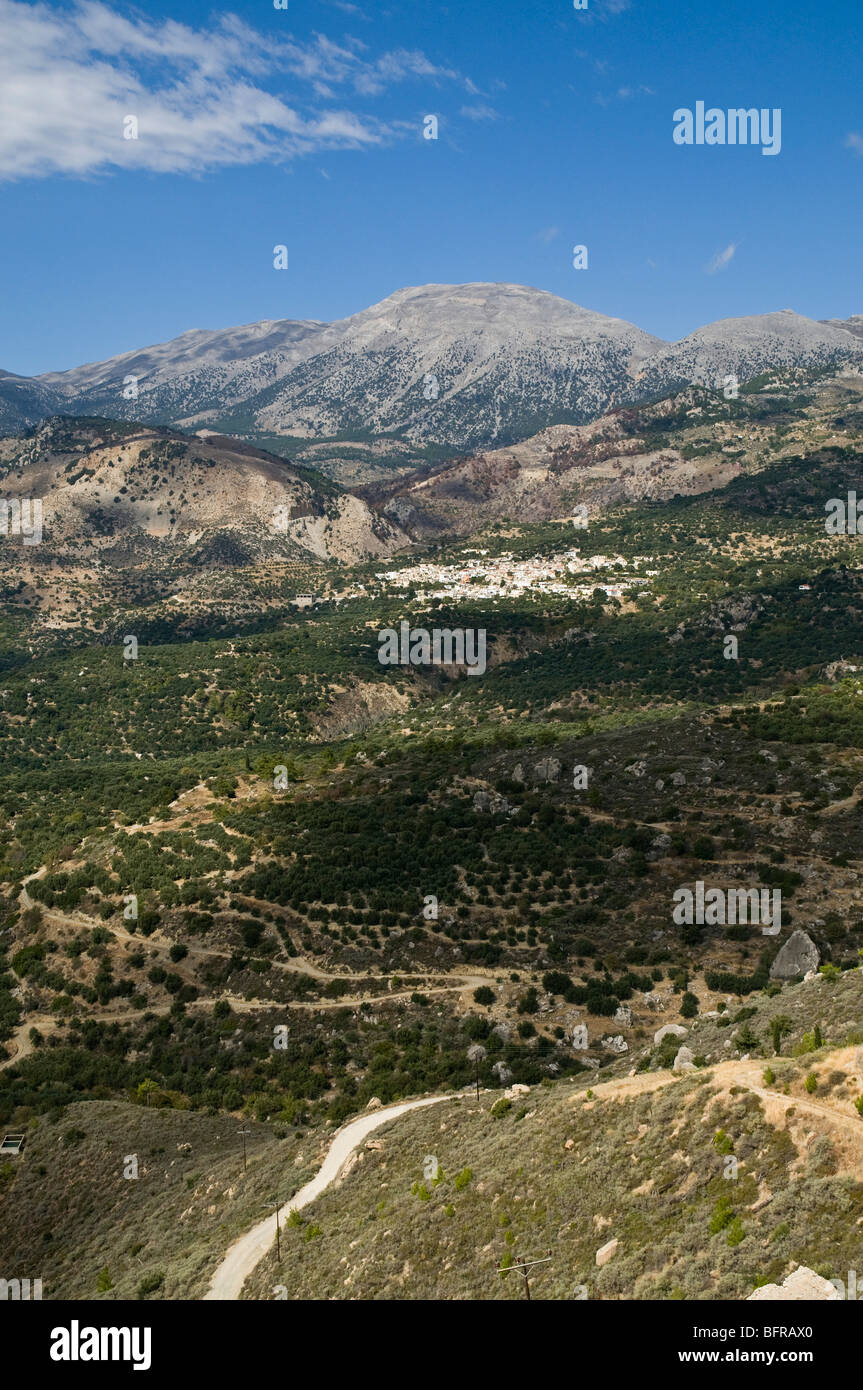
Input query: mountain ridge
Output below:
<box><xmin>2</xmin><ymin>285</ymin><xmax>862</xmax><ymax>466</ymax></box>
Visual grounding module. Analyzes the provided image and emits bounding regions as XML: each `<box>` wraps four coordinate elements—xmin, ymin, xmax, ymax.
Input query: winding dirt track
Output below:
<box><xmin>204</xmin><ymin>1093</ymin><xmax>458</xmax><ymax>1300</ymax></box>
<box><xmin>202</xmin><ymin>1042</ymin><xmax>863</xmax><ymax>1300</ymax></box>
<box><xmin>0</xmin><ymin>873</ymin><xmax>489</xmax><ymax>1068</ymax></box>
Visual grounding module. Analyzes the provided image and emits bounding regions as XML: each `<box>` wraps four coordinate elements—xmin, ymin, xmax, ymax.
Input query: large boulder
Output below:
<box><xmin>673</xmin><ymin>1045</ymin><xmax>696</xmax><ymax>1073</ymax></box>
<box><xmin>654</xmin><ymin>1023</ymin><xmax>687</xmax><ymax>1046</ymax></box>
<box><xmin>595</xmin><ymin>1238</ymin><xmax>619</xmax><ymax>1268</ymax></box>
<box><xmin>747</xmin><ymin>1266</ymin><xmax>840</xmax><ymax>1301</ymax></box>
<box><xmin>769</xmin><ymin>930</ymin><xmax>820</xmax><ymax>980</ymax></box>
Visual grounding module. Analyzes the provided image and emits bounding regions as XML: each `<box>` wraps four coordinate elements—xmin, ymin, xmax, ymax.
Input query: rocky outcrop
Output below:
<box><xmin>769</xmin><ymin>930</ymin><xmax>820</xmax><ymax>980</ymax></box>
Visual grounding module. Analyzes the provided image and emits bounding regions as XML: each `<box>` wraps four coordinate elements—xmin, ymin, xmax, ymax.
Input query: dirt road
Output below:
<box><xmin>204</xmin><ymin>1094</ymin><xmax>457</xmax><ymax>1300</ymax></box>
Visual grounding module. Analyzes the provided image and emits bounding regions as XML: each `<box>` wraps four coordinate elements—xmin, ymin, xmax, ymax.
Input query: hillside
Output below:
<box><xmin>236</xmin><ymin>1010</ymin><xmax>863</xmax><ymax>1301</ymax></box>
<box><xmin>0</xmin><ymin>418</ymin><xmax>406</xmax><ymax>618</ymax></box>
<box><xmin>0</xmin><ymin>1098</ymin><xmax>309</xmax><ymax>1301</ymax></box>
<box><xmin>360</xmin><ymin>369</ymin><xmax>863</xmax><ymax>538</ymax></box>
<box><xmin>3</xmin><ymin>968</ymin><xmax>862</xmax><ymax>1302</ymax></box>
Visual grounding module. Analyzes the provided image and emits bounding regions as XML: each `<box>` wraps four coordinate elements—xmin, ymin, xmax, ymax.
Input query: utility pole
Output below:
<box><xmin>264</xmin><ymin>1197</ymin><xmax>283</xmax><ymax>1265</ymax></box>
<box><xmin>467</xmin><ymin>1043</ymin><xmax>486</xmax><ymax>1100</ymax></box>
<box><xmin>237</xmin><ymin>1125</ymin><xmax>250</xmax><ymax>1173</ymax></box>
<box><xmin>496</xmin><ymin>1250</ymin><xmax>552</xmax><ymax>1301</ymax></box>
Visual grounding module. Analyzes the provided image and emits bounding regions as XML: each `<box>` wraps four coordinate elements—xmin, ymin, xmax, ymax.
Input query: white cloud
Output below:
<box><xmin>844</xmin><ymin>132</ymin><xmax>863</xmax><ymax>156</ymax></box>
<box><xmin>0</xmin><ymin>0</ymin><xmax>461</xmax><ymax>180</ymax></box>
<box><xmin>538</xmin><ymin>226</ymin><xmax>560</xmax><ymax>244</ymax></box>
<box><xmin>705</xmin><ymin>241</ymin><xmax>739</xmax><ymax>274</ymax></box>
<box><xmin>459</xmin><ymin>103</ymin><xmax>500</xmax><ymax>122</ymax></box>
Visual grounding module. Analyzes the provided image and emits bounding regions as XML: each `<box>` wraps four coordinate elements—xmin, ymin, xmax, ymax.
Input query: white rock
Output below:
<box><xmin>595</xmin><ymin>1238</ymin><xmax>619</xmax><ymax>1268</ymax></box>
<box><xmin>673</xmin><ymin>1045</ymin><xmax>696</xmax><ymax>1072</ymax></box>
<box><xmin>654</xmin><ymin>1023</ymin><xmax>687</xmax><ymax>1046</ymax></box>
<box><xmin>748</xmin><ymin>1267</ymin><xmax>841</xmax><ymax>1301</ymax></box>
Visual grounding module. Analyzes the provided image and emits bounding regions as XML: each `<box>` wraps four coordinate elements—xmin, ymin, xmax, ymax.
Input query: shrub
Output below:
<box><xmin>542</xmin><ymin>971</ymin><xmax>573</xmax><ymax>996</ymax></box>
<box><xmin>454</xmin><ymin>1167</ymin><xmax>473</xmax><ymax>1192</ymax></box>
<box><xmin>473</xmin><ymin>986</ymin><xmax>495</xmax><ymax>1007</ymax></box>
<box><xmin>680</xmin><ymin>991</ymin><xmax>698</xmax><ymax>1019</ymax></box>
<box><xmin>709</xmin><ymin>1195</ymin><xmax>735</xmax><ymax>1235</ymax></box>
<box><xmin>726</xmin><ymin>1217</ymin><xmax>745</xmax><ymax>1247</ymax></box>
<box><xmin>804</xmin><ymin>1072</ymin><xmax>817</xmax><ymax>1094</ymax></box>
<box><xmin>135</xmin><ymin>1272</ymin><xmax>165</xmax><ymax>1299</ymax></box>
<box><xmin>490</xmin><ymin>1098</ymin><xmax>511</xmax><ymax>1118</ymax></box>
<box><xmin>516</xmin><ymin>987</ymin><xmax>539</xmax><ymax>1015</ymax></box>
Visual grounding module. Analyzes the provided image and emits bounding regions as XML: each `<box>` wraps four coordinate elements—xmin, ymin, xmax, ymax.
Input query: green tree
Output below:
<box><xmin>769</xmin><ymin>1015</ymin><xmax>793</xmax><ymax>1055</ymax></box>
<box><xmin>680</xmin><ymin>991</ymin><xmax>698</xmax><ymax>1019</ymax></box>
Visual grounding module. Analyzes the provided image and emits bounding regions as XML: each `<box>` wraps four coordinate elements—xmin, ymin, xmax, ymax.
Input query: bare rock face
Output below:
<box><xmin>747</xmin><ymin>1267</ymin><xmax>841</xmax><ymax>1301</ymax></box>
<box><xmin>769</xmin><ymin>930</ymin><xmax>820</xmax><ymax>980</ymax></box>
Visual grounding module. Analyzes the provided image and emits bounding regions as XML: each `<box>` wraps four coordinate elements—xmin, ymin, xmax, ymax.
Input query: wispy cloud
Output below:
<box><xmin>459</xmin><ymin>103</ymin><xmax>500</xmax><ymax>122</ymax></box>
<box><xmin>705</xmin><ymin>241</ymin><xmax>739</xmax><ymax>274</ymax></box>
<box><xmin>844</xmin><ymin>132</ymin><xmax>863</xmax><ymax>156</ymax></box>
<box><xmin>594</xmin><ymin>82</ymin><xmax>654</xmax><ymax>107</ymax></box>
<box><xmin>538</xmin><ymin>226</ymin><xmax>560</xmax><ymax>244</ymax></box>
<box><xmin>326</xmin><ymin>0</ymin><xmax>368</xmax><ymax>15</ymax></box>
<box><xmin>0</xmin><ymin>0</ymin><xmax>461</xmax><ymax>180</ymax></box>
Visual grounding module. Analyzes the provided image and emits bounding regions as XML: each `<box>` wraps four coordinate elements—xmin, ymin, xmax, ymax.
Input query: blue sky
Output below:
<box><xmin>1</xmin><ymin>0</ymin><xmax>860</xmax><ymax>374</ymax></box>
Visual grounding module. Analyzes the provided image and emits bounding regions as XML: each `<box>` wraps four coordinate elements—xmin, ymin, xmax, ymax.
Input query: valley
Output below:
<box><xmin>2</xmin><ymin>297</ymin><xmax>863</xmax><ymax>1305</ymax></box>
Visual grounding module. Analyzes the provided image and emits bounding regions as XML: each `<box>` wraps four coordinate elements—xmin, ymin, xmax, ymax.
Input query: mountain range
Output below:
<box><xmin>3</xmin><ymin>286</ymin><xmax>862</xmax><ymax>469</ymax></box>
